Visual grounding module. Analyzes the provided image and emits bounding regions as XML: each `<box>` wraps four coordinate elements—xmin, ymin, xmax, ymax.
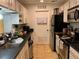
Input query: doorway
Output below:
<box><xmin>34</xmin><ymin>10</ymin><xmax>50</xmax><ymax>44</ymax></box>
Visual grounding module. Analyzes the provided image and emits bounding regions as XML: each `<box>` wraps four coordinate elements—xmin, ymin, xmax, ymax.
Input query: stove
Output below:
<box><xmin>59</xmin><ymin>36</ymin><xmax>79</xmax><ymax>59</ymax></box>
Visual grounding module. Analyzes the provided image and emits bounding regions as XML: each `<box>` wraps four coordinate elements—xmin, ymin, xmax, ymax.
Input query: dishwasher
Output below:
<box><xmin>28</xmin><ymin>38</ymin><xmax>33</xmax><ymax>59</ymax></box>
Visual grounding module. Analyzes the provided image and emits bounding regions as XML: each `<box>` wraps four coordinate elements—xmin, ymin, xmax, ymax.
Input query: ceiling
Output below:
<box><xmin>18</xmin><ymin>0</ymin><xmax>68</xmax><ymax>6</ymax></box>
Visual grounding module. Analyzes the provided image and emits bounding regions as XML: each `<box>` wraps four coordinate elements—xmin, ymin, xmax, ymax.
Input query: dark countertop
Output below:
<box><xmin>56</xmin><ymin>32</ymin><xmax>79</xmax><ymax>53</ymax></box>
<box><xmin>0</xmin><ymin>32</ymin><xmax>32</xmax><ymax>59</ymax></box>
<box><xmin>60</xmin><ymin>36</ymin><xmax>79</xmax><ymax>53</ymax></box>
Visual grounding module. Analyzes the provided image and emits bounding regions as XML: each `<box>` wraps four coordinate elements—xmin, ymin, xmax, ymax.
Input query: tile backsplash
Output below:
<box><xmin>70</xmin><ymin>23</ymin><xmax>79</xmax><ymax>29</ymax></box>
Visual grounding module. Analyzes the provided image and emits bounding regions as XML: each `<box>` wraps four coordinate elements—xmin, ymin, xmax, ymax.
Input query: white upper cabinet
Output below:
<box><xmin>59</xmin><ymin>6</ymin><xmax>64</xmax><ymax>13</ymax></box>
<box><xmin>0</xmin><ymin>0</ymin><xmax>9</xmax><ymax>8</ymax></box>
<box><xmin>0</xmin><ymin>0</ymin><xmax>16</xmax><ymax>10</ymax></box>
<box><xmin>63</xmin><ymin>1</ymin><xmax>69</xmax><ymax>22</ymax></box>
<box><xmin>15</xmin><ymin>0</ymin><xmax>20</xmax><ymax>12</ymax></box>
<box><xmin>15</xmin><ymin>1</ymin><xmax>23</xmax><ymax>14</ymax></box>
<box><xmin>77</xmin><ymin>0</ymin><xmax>79</xmax><ymax>5</ymax></box>
<box><xmin>9</xmin><ymin>0</ymin><xmax>16</xmax><ymax>10</ymax></box>
<box><xmin>69</xmin><ymin>0</ymin><xmax>77</xmax><ymax>8</ymax></box>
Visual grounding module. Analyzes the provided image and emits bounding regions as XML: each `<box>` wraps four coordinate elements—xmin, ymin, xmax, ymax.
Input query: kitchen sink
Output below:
<box><xmin>1</xmin><ymin>43</ymin><xmax>19</xmax><ymax>48</ymax></box>
<box><xmin>10</xmin><ymin>37</ymin><xmax>24</xmax><ymax>44</ymax></box>
<box><xmin>0</xmin><ymin>37</ymin><xmax>24</xmax><ymax>49</ymax></box>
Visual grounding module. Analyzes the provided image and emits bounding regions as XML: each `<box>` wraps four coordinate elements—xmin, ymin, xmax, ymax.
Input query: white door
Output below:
<box><xmin>34</xmin><ymin>10</ymin><xmax>50</xmax><ymax>44</ymax></box>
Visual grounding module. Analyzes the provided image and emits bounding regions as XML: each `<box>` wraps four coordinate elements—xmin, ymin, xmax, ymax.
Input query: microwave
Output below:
<box><xmin>68</xmin><ymin>9</ymin><xmax>79</xmax><ymax>20</ymax></box>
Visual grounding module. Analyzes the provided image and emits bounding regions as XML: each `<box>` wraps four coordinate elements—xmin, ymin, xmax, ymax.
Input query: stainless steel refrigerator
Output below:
<box><xmin>50</xmin><ymin>13</ymin><xmax>63</xmax><ymax>51</ymax></box>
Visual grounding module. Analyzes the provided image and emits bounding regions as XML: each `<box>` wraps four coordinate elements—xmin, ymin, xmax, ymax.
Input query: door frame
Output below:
<box><xmin>33</xmin><ymin>10</ymin><xmax>51</xmax><ymax>44</ymax></box>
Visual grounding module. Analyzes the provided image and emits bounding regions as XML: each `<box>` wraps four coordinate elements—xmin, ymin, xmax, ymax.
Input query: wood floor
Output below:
<box><xmin>33</xmin><ymin>44</ymin><xmax>58</xmax><ymax>59</ymax></box>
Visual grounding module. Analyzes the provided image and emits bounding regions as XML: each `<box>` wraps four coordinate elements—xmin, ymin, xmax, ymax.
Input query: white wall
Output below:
<box><xmin>26</xmin><ymin>4</ymin><xmax>58</xmax><ymax>27</ymax></box>
<box><xmin>3</xmin><ymin>14</ymin><xmax>19</xmax><ymax>33</ymax></box>
<box><xmin>25</xmin><ymin>4</ymin><xmax>58</xmax><ymax>44</ymax></box>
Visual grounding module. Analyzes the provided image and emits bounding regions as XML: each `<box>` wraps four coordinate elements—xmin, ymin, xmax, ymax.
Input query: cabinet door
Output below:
<box><xmin>69</xmin><ymin>0</ymin><xmax>77</xmax><ymax>8</ymax></box>
<box><xmin>7</xmin><ymin>0</ymin><xmax>16</xmax><ymax>10</ymax></box>
<box><xmin>0</xmin><ymin>0</ymin><xmax>8</xmax><ymax>8</ymax></box>
<box><xmin>69</xmin><ymin>51</ymin><xmax>79</xmax><ymax>59</ymax></box>
<box><xmin>16</xmin><ymin>41</ymin><xmax>29</xmax><ymax>59</ymax></box>
<box><xmin>77</xmin><ymin>0</ymin><xmax>79</xmax><ymax>5</ymax></box>
<box><xmin>63</xmin><ymin>1</ymin><xmax>69</xmax><ymax>22</ymax></box>
<box><xmin>15</xmin><ymin>1</ymin><xmax>22</xmax><ymax>13</ymax></box>
<box><xmin>56</xmin><ymin>35</ymin><xmax>60</xmax><ymax>54</ymax></box>
<box><xmin>23</xmin><ymin>41</ymin><xmax>29</xmax><ymax>59</ymax></box>
<box><xmin>15</xmin><ymin>0</ymin><xmax>20</xmax><ymax>12</ymax></box>
<box><xmin>11</xmin><ymin>0</ymin><xmax>16</xmax><ymax>10</ymax></box>
<box><xmin>59</xmin><ymin>6</ymin><xmax>64</xmax><ymax>13</ymax></box>
<box><xmin>70</xmin><ymin>52</ymin><xmax>75</xmax><ymax>59</ymax></box>
<box><xmin>69</xmin><ymin>47</ymin><xmax>79</xmax><ymax>59</ymax></box>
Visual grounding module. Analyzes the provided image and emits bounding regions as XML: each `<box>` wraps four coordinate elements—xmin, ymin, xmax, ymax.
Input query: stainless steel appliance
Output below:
<box><xmin>68</xmin><ymin>8</ymin><xmax>79</xmax><ymax>21</ymax></box>
<box><xmin>50</xmin><ymin>13</ymin><xmax>63</xmax><ymax>51</ymax></box>
<box><xmin>59</xmin><ymin>40</ymin><xmax>69</xmax><ymax>59</ymax></box>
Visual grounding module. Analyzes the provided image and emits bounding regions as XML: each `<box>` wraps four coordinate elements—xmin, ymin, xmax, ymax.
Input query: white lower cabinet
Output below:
<box><xmin>69</xmin><ymin>46</ymin><xmax>79</xmax><ymax>59</ymax></box>
<box><xmin>16</xmin><ymin>41</ymin><xmax>29</xmax><ymax>59</ymax></box>
<box><xmin>56</xmin><ymin>35</ymin><xmax>60</xmax><ymax>54</ymax></box>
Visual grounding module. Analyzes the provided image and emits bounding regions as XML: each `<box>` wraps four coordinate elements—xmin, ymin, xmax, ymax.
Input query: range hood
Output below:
<box><xmin>0</xmin><ymin>6</ymin><xmax>17</xmax><ymax>14</ymax></box>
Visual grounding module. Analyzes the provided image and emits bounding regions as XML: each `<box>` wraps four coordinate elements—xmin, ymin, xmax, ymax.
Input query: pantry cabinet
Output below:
<box><xmin>16</xmin><ymin>41</ymin><xmax>29</xmax><ymax>59</ymax></box>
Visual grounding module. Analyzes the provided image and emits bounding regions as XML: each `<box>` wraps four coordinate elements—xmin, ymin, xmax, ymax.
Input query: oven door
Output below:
<box><xmin>59</xmin><ymin>40</ymin><xmax>68</xmax><ymax>59</ymax></box>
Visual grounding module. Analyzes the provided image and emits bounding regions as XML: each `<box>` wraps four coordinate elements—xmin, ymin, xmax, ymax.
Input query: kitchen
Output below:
<box><xmin>0</xmin><ymin>0</ymin><xmax>79</xmax><ymax>59</ymax></box>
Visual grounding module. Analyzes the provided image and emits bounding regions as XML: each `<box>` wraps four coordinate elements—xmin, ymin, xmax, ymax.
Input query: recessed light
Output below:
<box><xmin>40</xmin><ymin>0</ymin><xmax>44</xmax><ymax>2</ymax></box>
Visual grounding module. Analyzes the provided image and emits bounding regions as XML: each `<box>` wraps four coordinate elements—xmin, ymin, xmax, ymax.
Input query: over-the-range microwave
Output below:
<box><xmin>68</xmin><ymin>8</ymin><xmax>79</xmax><ymax>21</ymax></box>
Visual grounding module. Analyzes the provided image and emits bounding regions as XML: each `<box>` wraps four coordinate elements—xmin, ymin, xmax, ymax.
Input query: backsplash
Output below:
<box><xmin>70</xmin><ymin>23</ymin><xmax>79</xmax><ymax>29</ymax></box>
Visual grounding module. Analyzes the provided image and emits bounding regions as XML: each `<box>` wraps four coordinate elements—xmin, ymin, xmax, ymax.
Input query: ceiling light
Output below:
<box><xmin>40</xmin><ymin>0</ymin><xmax>44</xmax><ymax>2</ymax></box>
